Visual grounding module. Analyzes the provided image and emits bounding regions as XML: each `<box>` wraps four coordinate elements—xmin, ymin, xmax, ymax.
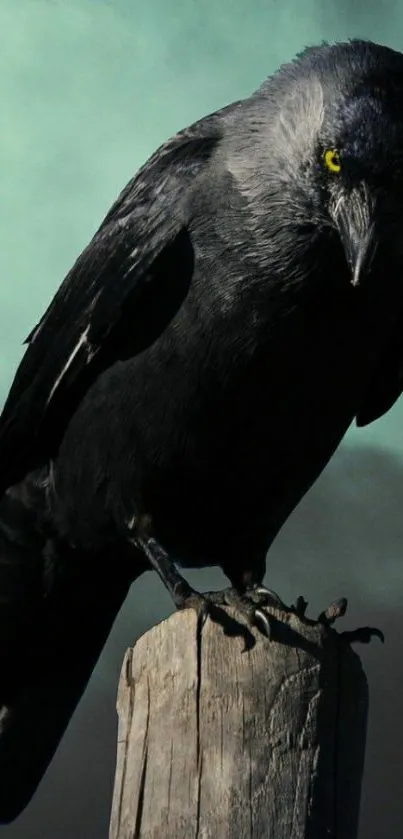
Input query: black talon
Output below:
<box><xmin>253</xmin><ymin>608</ymin><xmax>271</xmax><ymax>638</ymax></box>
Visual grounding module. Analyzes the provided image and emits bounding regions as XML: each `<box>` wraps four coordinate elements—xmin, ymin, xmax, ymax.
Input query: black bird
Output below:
<box><xmin>1</xmin><ymin>38</ymin><xmax>403</xmax><ymax>822</ymax></box>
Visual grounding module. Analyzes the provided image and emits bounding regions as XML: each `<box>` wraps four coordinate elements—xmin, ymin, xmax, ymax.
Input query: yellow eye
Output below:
<box><xmin>324</xmin><ymin>148</ymin><xmax>341</xmax><ymax>173</ymax></box>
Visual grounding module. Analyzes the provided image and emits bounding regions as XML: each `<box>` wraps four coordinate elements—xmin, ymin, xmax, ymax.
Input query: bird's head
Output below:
<box><xmin>313</xmin><ymin>70</ymin><xmax>403</xmax><ymax>288</ymax></box>
<box><xmin>242</xmin><ymin>39</ymin><xmax>403</xmax><ymax>289</ymax></box>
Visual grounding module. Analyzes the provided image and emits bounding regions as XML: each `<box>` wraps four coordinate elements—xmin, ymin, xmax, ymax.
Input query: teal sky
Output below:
<box><xmin>1</xmin><ymin>4</ymin><xmax>403</xmax><ymax>838</ymax></box>
<box><xmin>1</xmin><ymin>0</ymin><xmax>403</xmax><ymax>457</ymax></box>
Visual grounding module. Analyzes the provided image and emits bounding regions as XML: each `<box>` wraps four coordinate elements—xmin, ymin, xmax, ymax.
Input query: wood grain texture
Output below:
<box><xmin>109</xmin><ymin>605</ymin><xmax>368</xmax><ymax>839</ymax></box>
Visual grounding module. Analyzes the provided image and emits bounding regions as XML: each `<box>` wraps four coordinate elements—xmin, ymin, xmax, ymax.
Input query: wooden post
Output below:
<box><xmin>109</xmin><ymin>603</ymin><xmax>369</xmax><ymax>839</ymax></box>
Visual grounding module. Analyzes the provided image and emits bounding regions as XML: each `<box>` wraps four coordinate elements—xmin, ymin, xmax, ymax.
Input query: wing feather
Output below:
<box><xmin>0</xmin><ymin>111</ymin><xmax>227</xmax><ymax>491</ymax></box>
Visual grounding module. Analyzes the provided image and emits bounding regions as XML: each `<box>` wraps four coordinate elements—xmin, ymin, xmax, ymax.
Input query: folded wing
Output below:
<box><xmin>0</xmin><ymin>115</ymin><xmax>225</xmax><ymax>493</ymax></box>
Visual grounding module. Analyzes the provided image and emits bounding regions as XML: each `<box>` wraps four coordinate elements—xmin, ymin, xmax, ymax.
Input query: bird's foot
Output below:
<box><xmin>174</xmin><ymin>583</ymin><xmax>285</xmax><ymax>638</ymax></box>
<box><xmin>130</xmin><ymin>524</ymin><xmax>281</xmax><ymax>639</ymax></box>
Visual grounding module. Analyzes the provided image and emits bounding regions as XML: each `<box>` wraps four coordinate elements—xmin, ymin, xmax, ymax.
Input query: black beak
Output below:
<box><xmin>330</xmin><ymin>185</ymin><xmax>377</xmax><ymax>287</ymax></box>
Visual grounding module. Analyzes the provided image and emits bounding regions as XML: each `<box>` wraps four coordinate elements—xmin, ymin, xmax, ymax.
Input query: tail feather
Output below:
<box><xmin>0</xmin><ymin>527</ymin><xmax>135</xmax><ymax>823</ymax></box>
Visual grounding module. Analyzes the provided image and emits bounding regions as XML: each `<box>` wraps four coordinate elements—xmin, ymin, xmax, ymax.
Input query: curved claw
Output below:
<box><xmin>253</xmin><ymin>608</ymin><xmax>271</xmax><ymax>638</ymax></box>
<box><xmin>251</xmin><ymin>586</ymin><xmax>285</xmax><ymax>608</ymax></box>
<box><xmin>373</xmin><ymin>627</ymin><xmax>385</xmax><ymax>644</ymax></box>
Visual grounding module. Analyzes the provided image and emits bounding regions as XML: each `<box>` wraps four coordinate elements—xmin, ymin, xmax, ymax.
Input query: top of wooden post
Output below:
<box><xmin>110</xmin><ymin>602</ymin><xmax>371</xmax><ymax>839</ymax></box>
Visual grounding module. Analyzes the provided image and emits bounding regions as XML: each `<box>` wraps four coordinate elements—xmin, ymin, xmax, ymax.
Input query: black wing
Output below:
<box><xmin>0</xmin><ymin>112</ymin><xmax>226</xmax><ymax>492</ymax></box>
<box><xmin>356</xmin><ymin>319</ymin><xmax>403</xmax><ymax>426</ymax></box>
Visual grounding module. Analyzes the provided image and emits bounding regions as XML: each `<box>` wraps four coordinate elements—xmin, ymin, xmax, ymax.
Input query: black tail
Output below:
<box><xmin>0</xmin><ymin>494</ymin><xmax>135</xmax><ymax>824</ymax></box>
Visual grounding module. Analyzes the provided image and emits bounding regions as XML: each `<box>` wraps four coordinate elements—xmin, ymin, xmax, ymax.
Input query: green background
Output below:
<box><xmin>0</xmin><ymin>2</ymin><xmax>402</xmax><ymax>837</ymax></box>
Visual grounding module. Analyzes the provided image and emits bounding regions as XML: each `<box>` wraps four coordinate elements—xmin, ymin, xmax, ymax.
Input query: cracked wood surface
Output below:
<box><xmin>109</xmin><ymin>605</ymin><xmax>368</xmax><ymax>839</ymax></box>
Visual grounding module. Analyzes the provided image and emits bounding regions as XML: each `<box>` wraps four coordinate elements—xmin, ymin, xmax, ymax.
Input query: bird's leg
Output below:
<box><xmin>130</xmin><ymin>526</ymin><xmax>233</xmax><ymax>629</ymax></box>
<box><xmin>129</xmin><ymin>518</ymin><xmax>276</xmax><ymax>637</ymax></box>
<box><xmin>132</xmin><ymin>532</ymin><xmax>200</xmax><ymax>611</ymax></box>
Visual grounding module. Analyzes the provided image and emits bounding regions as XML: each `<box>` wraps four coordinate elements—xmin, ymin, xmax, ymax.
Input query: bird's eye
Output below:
<box><xmin>323</xmin><ymin>148</ymin><xmax>341</xmax><ymax>173</ymax></box>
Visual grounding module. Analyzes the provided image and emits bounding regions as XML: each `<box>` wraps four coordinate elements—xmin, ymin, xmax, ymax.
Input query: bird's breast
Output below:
<box><xmin>135</xmin><ymin>287</ymin><xmax>379</xmax><ymax>561</ymax></box>
<box><xmin>52</xmin><ymin>274</ymin><xmax>385</xmax><ymax>560</ymax></box>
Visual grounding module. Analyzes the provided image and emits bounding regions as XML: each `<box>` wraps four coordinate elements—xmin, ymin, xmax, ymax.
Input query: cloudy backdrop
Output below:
<box><xmin>0</xmin><ymin>1</ymin><xmax>402</xmax><ymax>837</ymax></box>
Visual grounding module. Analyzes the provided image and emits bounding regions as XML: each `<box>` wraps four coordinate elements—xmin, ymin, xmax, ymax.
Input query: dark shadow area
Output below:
<box><xmin>2</xmin><ymin>441</ymin><xmax>403</xmax><ymax>838</ymax></box>
<box><xmin>307</xmin><ymin>637</ymin><xmax>369</xmax><ymax>839</ymax></box>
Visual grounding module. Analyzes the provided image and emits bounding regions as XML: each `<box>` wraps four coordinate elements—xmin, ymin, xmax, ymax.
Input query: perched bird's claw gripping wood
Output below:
<box><xmin>131</xmin><ymin>517</ymin><xmax>279</xmax><ymax>638</ymax></box>
<box><xmin>131</xmin><ymin>516</ymin><xmax>384</xmax><ymax>645</ymax></box>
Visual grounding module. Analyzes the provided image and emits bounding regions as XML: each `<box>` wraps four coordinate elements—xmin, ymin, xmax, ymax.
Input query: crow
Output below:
<box><xmin>1</xmin><ymin>37</ymin><xmax>403</xmax><ymax>822</ymax></box>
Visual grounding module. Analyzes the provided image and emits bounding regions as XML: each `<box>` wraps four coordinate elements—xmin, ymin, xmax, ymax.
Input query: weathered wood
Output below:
<box><xmin>109</xmin><ymin>604</ymin><xmax>369</xmax><ymax>839</ymax></box>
